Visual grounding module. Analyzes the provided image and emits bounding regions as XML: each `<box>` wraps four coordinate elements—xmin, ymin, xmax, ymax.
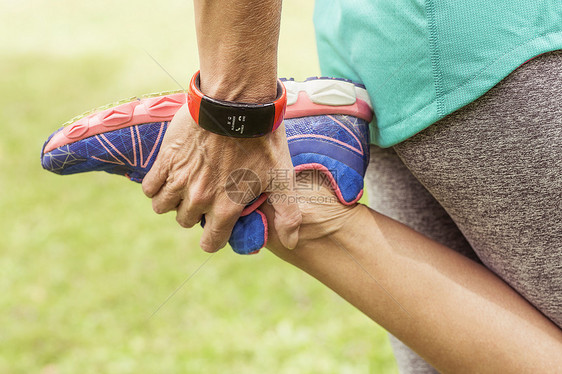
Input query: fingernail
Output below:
<box><xmin>200</xmin><ymin>240</ymin><xmax>217</xmax><ymax>253</ymax></box>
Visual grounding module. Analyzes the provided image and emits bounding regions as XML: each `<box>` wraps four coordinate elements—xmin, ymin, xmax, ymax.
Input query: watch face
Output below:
<box><xmin>198</xmin><ymin>97</ymin><xmax>276</xmax><ymax>138</ymax></box>
<box><xmin>188</xmin><ymin>71</ymin><xmax>286</xmax><ymax>137</ymax></box>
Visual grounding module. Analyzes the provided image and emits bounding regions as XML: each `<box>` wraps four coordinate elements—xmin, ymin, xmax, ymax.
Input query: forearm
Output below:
<box><xmin>269</xmin><ymin>204</ymin><xmax>562</xmax><ymax>372</ymax></box>
<box><xmin>144</xmin><ymin>0</ymin><xmax>300</xmax><ymax>251</ymax></box>
<box><xmin>193</xmin><ymin>0</ymin><xmax>282</xmax><ymax>102</ymax></box>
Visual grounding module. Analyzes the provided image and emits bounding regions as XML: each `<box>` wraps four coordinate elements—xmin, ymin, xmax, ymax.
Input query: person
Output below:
<box><xmin>43</xmin><ymin>0</ymin><xmax>562</xmax><ymax>371</ymax></box>
<box><xmin>42</xmin><ymin>80</ymin><xmax>562</xmax><ymax>372</ymax></box>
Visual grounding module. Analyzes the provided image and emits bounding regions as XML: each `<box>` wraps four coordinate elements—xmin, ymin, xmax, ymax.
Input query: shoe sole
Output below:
<box><xmin>43</xmin><ymin>78</ymin><xmax>372</xmax><ymax>154</ymax></box>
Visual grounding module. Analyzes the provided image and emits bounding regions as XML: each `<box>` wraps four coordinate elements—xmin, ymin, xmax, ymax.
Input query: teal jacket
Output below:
<box><xmin>315</xmin><ymin>0</ymin><xmax>562</xmax><ymax>147</ymax></box>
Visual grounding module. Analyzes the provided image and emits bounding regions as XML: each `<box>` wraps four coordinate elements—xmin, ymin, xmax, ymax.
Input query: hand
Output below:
<box><xmin>141</xmin><ymin>104</ymin><xmax>302</xmax><ymax>252</ymax></box>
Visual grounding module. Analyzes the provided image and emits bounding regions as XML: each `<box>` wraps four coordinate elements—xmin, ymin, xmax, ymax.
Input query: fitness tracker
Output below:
<box><xmin>187</xmin><ymin>71</ymin><xmax>287</xmax><ymax>138</ymax></box>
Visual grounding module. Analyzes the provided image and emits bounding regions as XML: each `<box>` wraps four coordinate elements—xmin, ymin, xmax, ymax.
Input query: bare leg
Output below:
<box><xmin>366</xmin><ymin>145</ymin><xmax>475</xmax><ymax>373</ymax></box>
<box><xmin>261</xmin><ymin>171</ymin><xmax>562</xmax><ymax>373</ymax></box>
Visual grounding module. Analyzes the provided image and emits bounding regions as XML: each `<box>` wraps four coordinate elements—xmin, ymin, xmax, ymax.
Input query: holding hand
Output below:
<box><xmin>141</xmin><ymin>104</ymin><xmax>302</xmax><ymax>252</ymax></box>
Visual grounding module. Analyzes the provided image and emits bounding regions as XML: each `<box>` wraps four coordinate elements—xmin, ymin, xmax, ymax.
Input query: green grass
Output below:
<box><xmin>0</xmin><ymin>1</ymin><xmax>397</xmax><ymax>372</ymax></box>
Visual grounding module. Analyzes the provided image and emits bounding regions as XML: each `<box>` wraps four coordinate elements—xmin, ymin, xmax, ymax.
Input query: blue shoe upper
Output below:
<box><xmin>41</xmin><ymin>122</ymin><xmax>167</xmax><ymax>183</ymax></box>
<box><xmin>286</xmin><ymin>114</ymin><xmax>369</xmax><ymax>205</ymax></box>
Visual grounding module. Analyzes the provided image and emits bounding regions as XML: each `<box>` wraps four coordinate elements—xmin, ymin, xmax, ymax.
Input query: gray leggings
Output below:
<box><xmin>366</xmin><ymin>50</ymin><xmax>562</xmax><ymax>373</ymax></box>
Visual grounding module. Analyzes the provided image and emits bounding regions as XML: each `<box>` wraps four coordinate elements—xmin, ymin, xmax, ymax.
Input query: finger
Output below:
<box><xmin>142</xmin><ymin>158</ymin><xmax>168</xmax><ymax>198</ymax></box>
<box><xmin>151</xmin><ymin>182</ymin><xmax>183</xmax><ymax>214</ymax></box>
<box><xmin>270</xmin><ymin>174</ymin><xmax>302</xmax><ymax>250</ymax></box>
<box><xmin>175</xmin><ymin>198</ymin><xmax>203</xmax><ymax>228</ymax></box>
<box><xmin>199</xmin><ymin>204</ymin><xmax>243</xmax><ymax>253</ymax></box>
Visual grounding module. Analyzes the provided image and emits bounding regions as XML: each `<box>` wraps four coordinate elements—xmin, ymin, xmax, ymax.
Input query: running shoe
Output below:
<box><xmin>41</xmin><ymin>78</ymin><xmax>373</xmax><ymax>254</ymax></box>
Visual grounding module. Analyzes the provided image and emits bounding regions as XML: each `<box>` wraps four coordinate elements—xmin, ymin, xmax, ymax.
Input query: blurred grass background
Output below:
<box><xmin>0</xmin><ymin>0</ymin><xmax>398</xmax><ymax>372</ymax></box>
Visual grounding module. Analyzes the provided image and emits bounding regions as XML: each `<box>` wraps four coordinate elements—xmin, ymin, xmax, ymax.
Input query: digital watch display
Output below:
<box><xmin>187</xmin><ymin>71</ymin><xmax>287</xmax><ymax>138</ymax></box>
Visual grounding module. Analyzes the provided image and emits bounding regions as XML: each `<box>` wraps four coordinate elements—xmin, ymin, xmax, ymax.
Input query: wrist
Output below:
<box><xmin>187</xmin><ymin>71</ymin><xmax>286</xmax><ymax>138</ymax></box>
